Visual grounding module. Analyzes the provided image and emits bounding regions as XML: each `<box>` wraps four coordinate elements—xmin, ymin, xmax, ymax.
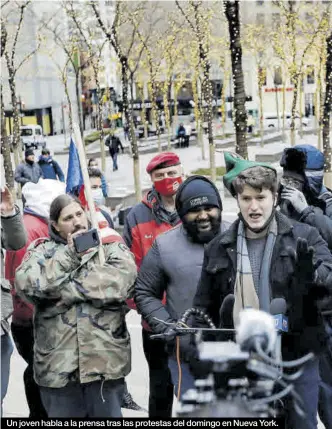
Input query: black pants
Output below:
<box><xmin>142</xmin><ymin>329</ymin><xmax>174</xmax><ymax>418</ymax></box>
<box><xmin>11</xmin><ymin>323</ymin><xmax>48</xmax><ymax>418</ymax></box>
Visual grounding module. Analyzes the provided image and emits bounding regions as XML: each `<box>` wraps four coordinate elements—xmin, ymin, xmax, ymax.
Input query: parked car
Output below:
<box><xmin>20</xmin><ymin>125</ymin><xmax>47</xmax><ymax>150</ymax></box>
<box><xmin>263</xmin><ymin>113</ymin><xmax>309</xmax><ymax>129</ymax></box>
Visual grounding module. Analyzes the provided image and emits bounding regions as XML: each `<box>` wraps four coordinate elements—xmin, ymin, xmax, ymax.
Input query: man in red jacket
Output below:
<box><xmin>5</xmin><ymin>179</ymin><xmax>65</xmax><ymax>418</ymax></box>
<box><xmin>123</xmin><ymin>152</ymin><xmax>183</xmax><ymax>417</ymax></box>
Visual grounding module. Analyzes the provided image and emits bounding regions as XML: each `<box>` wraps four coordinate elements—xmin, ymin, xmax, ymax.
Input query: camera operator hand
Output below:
<box><xmin>281</xmin><ymin>186</ymin><xmax>308</xmax><ymax>214</ymax></box>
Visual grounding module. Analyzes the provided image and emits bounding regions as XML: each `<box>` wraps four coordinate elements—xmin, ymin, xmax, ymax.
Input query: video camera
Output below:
<box><xmin>151</xmin><ymin>298</ymin><xmax>314</xmax><ymax>419</ymax></box>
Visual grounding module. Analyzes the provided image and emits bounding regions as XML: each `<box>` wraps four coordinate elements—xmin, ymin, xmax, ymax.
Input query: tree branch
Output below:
<box><xmin>175</xmin><ymin>0</ymin><xmax>196</xmax><ymax>33</ymax></box>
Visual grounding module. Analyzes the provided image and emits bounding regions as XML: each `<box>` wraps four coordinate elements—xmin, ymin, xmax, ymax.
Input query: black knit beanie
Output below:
<box><xmin>175</xmin><ymin>175</ymin><xmax>222</xmax><ymax>218</ymax></box>
<box><xmin>25</xmin><ymin>149</ymin><xmax>34</xmax><ymax>158</ymax></box>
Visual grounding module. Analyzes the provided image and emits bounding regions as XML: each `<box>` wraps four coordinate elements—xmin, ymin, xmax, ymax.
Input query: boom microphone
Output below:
<box><xmin>236</xmin><ymin>309</ymin><xmax>277</xmax><ymax>354</ymax></box>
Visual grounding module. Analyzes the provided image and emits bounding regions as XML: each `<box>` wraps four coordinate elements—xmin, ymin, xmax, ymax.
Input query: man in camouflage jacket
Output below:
<box><xmin>15</xmin><ymin>194</ymin><xmax>137</xmax><ymax>418</ymax></box>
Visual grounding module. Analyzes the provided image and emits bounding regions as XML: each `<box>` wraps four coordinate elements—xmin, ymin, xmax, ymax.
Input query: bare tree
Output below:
<box><xmin>65</xmin><ymin>1</ymin><xmax>108</xmax><ymax>171</ymax></box>
<box><xmin>273</xmin><ymin>1</ymin><xmax>330</xmax><ymax>146</ymax></box>
<box><xmin>91</xmin><ymin>0</ymin><xmax>142</xmax><ymax>202</ymax></box>
<box><xmin>224</xmin><ymin>0</ymin><xmax>248</xmax><ymax>159</ymax></box>
<box><xmin>2</xmin><ymin>1</ymin><xmax>42</xmax><ymax>170</ymax></box>
<box><xmin>323</xmin><ymin>32</ymin><xmax>332</xmax><ymax>187</ymax></box>
<box><xmin>176</xmin><ymin>0</ymin><xmax>216</xmax><ymax>182</ymax></box>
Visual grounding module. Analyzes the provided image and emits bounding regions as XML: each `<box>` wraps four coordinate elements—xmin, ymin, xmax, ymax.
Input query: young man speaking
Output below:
<box><xmin>193</xmin><ymin>153</ymin><xmax>332</xmax><ymax>429</ymax></box>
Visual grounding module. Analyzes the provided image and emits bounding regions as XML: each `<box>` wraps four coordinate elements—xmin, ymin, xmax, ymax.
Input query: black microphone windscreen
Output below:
<box><xmin>270</xmin><ymin>298</ymin><xmax>287</xmax><ymax>315</ymax></box>
<box><xmin>219</xmin><ymin>294</ymin><xmax>235</xmax><ymax>328</ymax></box>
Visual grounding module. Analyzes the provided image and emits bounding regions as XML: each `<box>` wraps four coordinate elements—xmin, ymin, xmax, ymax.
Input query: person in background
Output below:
<box><xmin>123</xmin><ymin>152</ymin><xmax>183</xmax><ymax>418</ymax></box>
<box><xmin>176</xmin><ymin>123</ymin><xmax>186</xmax><ymax>148</ymax></box>
<box><xmin>14</xmin><ymin>149</ymin><xmax>42</xmax><ymax>189</ymax></box>
<box><xmin>15</xmin><ymin>194</ymin><xmax>137</xmax><ymax>417</ymax></box>
<box><xmin>105</xmin><ymin>133</ymin><xmax>124</xmax><ymax>172</ymax></box>
<box><xmin>135</xmin><ymin>176</ymin><xmax>230</xmax><ymax>400</ymax></box>
<box><xmin>1</xmin><ymin>186</ymin><xmax>27</xmax><ymax>416</ymax></box>
<box><xmin>279</xmin><ymin>145</ymin><xmax>332</xmax><ymax>429</ymax></box>
<box><xmin>5</xmin><ymin>179</ymin><xmax>66</xmax><ymax>418</ymax></box>
<box><xmin>38</xmin><ymin>148</ymin><xmax>65</xmax><ymax>182</ymax></box>
<box><xmin>192</xmin><ymin>152</ymin><xmax>332</xmax><ymax>429</ymax></box>
<box><xmin>184</xmin><ymin>123</ymin><xmax>192</xmax><ymax>148</ymax></box>
<box><xmin>88</xmin><ymin>158</ymin><xmax>108</xmax><ymax>198</ymax></box>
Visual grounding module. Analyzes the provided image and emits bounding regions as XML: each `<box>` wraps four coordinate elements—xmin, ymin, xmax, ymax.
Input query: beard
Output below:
<box><xmin>182</xmin><ymin>213</ymin><xmax>222</xmax><ymax>244</ymax></box>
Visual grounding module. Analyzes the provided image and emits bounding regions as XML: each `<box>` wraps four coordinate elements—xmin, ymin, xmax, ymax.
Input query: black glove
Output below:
<box><xmin>287</xmin><ymin>238</ymin><xmax>316</xmax><ymax>286</ymax></box>
<box><xmin>287</xmin><ymin>238</ymin><xmax>325</xmax><ymax>330</ymax></box>
<box><xmin>162</xmin><ymin>326</ymin><xmax>178</xmax><ymax>343</ymax></box>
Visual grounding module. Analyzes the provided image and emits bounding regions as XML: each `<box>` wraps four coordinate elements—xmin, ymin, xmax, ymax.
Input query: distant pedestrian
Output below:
<box><xmin>106</xmin><ymin>133</ymin><xmax>124</xmax><ymax>171</ymax></box>
<box><xmin>184</xmin><ymin>124</ymin><xmax>192</xmax><ymax>148</ymax></box>
<box><xmin>176</xmin><ymin>123</ymin><xmax>186</xmax><ymax>148</ymax></box>
<box><xmin>38</xmin><ymin>148</ymin><xmax>65</xmax><ymax>182</ymax></box>
<box><xmin>88</xmin><ymin>158</ymin><xmax>108</xmax><ymax>198</ymax></box>
<box><xmin>123</xmin><ymin>124</ymin><xmax>130</xmax><ymax>141</ymax></box>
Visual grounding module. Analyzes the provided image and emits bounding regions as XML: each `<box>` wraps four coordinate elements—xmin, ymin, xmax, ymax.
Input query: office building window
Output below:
<box><xmin>274</xmin><ymin>67</ymin><xmax>283</xmax><ymax>86</ymax></box>
<box><xmin>307</xmin><ymin>66</ymin><xmax>315</xmax><ymax>84</ymax></box>
<box><xmin>256</xmin><ymin>13</ymin><xmax>264</xmax><ymax>25</ymax></box>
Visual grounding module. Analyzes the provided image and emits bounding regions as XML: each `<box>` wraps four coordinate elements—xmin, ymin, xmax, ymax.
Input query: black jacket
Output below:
<box><xmin>193</xmin><ymin>212</ymin><xmax>332</xmax><ymax>360</ymax></box>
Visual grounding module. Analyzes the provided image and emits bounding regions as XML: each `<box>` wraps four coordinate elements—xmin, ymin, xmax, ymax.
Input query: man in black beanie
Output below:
<box><xmin>135</xmin><ymin>176</ymin><xmax>230</xmax><ymax>404</ymax></box>
<box><xmin>14</xmin><ymin>149</ymin><xmax>43</xmax><ymax>189</ymax></box>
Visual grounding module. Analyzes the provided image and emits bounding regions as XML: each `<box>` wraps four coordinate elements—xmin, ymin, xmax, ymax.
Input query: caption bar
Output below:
<box><xmin>1</xmin><ymin>418</ymin><xmax>285</xmax><ymax>429</ymax></box>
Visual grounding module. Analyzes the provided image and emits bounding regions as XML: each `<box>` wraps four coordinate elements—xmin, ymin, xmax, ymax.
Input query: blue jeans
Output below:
<box><xmin>318</xmin><ymin>319</ymin><xmax>332</xmax><ymax>429</ymax></box>
<box><xmin>1</xmin><ymin>333</ymin><xmax>13</xmax><ymax>416</ymax></box>
<box><xmin>168</xmin><ymin>357</ymin><xmax>195</xmax><ymax>400</ymax></box>
<box><xmin>112</xmin><ymin>152</ymin><xmax>118</xmax><ymax>170</ymax></box>
<box><xmin>285</xmin><ymin>357</ymin><xmax>320</xmax><ymax>429</ymax></box>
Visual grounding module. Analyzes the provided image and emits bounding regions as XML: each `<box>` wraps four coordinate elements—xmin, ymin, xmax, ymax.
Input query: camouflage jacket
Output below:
<box><xmin>15</xmin><ymin>230</ymin><xmax>137</xmax><ymax>388</ymax></box>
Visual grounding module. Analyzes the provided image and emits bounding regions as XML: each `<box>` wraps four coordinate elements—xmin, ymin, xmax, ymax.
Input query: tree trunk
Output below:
<box><xmin>224</xmin><ymin>1</ymin><xmax>248</xmax><ymax>159</ymax></box>
<box><xmin>93</xmin><ymin>64</ymin><xmax>106</xmax><ymax>173</ymax></box>
<box><xmin>75</xmin><ymin>70</ymin><xmax>84</xmax><ymax>137</ymax></box>
<box><xmin>0</xmin><ymin>84</ymin><xmax>15</xmax><ymax>195</ymax></box>
<box><xmin>63</xmin><ymin>76</ymin><xmax>73</xmax><ymax>136</ymax></box>
<box><xmin>275</xmin><ymin>86</ymin><xmax>280</xmax><ymax>132</ymax></box>
<box><xmin>323</xmin><ymin>32</ymin><xmax>332</xmax><ymax>188</ymax></box>
<box><xmin>163</xmin><ymin>89</ymin><xmax>171</xmax><ymax>150</ymax></box>
<box><xmin>290</xmin><ymin>76</ymin><xmax>299</xmax><ymax>146</ymax></box>
<box><xmin>221</xmin><ymin>71</ymin><xmax>227</xmax><ymax>137</ymax></box>
<box><xmin>282</xmin><ymin>80</ymin><xmax>286</xmax><ymax>141</ymax></box>
<box><xmin>193</xmin><ymin>75</ymin><xmax>205</xmax><ymax>160</ymax></box>
<box><xmin>7</xmin><ymin>67</ymin><xmax>21</xmax><ymax>154</ymax></box>
<box><xmin>299</xmin><ymin>75</ymin><xmax>303</xmax><ymax>139</ymax></box>
<box><xmin>149</xmin><ymin>74</ymin><xmax>161</xmax><ymax>153</ymax></box>
<box><xmin>121</xmin><ymin>56</ymin><xmax>141</xmax><ymax>202</ymax></box>
<box><xmin>259</xmin><ymin>81</ymin><xmax>264</xmax><ymax>147</ymax></box>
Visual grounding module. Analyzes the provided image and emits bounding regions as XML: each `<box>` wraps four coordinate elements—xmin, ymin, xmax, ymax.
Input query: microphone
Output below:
<box><xmin>270</xmin><ymin>298</ymin><xmax>288</xmax><ymax>365</ymax></box>
<box><xmin>270</xmin><ymin>298</ymin><xmax>288</xmax><ymax>333</ymax></box>
<box><xmin>236</xmin><ymin>308</ymin><xmax>277</xmax><ymax>354</ymax></box>
<box><xmin>219</xmin><ymin>294</ymin><xmax>235</xmax><ymax>328</ymax></box>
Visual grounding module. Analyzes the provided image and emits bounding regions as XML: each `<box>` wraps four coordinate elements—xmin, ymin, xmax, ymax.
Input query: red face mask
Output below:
<box><xmin>154</xmin><ymin>177</ymin><xmax>183</xmax><ymax>197</ymax></box>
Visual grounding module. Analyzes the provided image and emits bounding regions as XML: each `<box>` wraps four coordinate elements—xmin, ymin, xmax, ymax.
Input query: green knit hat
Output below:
<box><xmin>223</xmin><ymin>152</ymin><xmax>277</xmax><ymax>197</ymax></box>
